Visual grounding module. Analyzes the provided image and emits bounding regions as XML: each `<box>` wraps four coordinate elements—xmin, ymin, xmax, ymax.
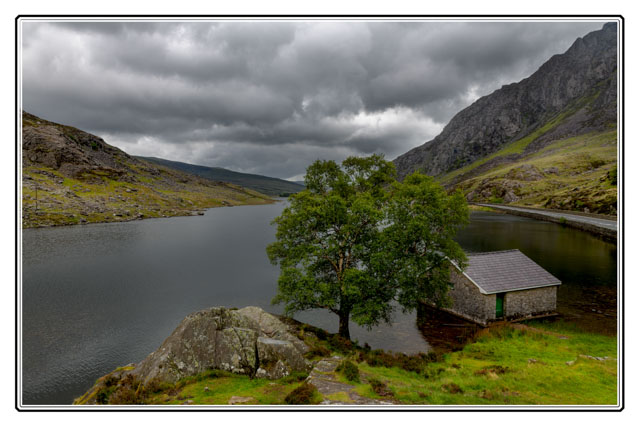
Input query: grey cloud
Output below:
<box><xmin>21</xmin><ymin>20</ymin><xmax>605</xmax><ymax>179</ymax></box>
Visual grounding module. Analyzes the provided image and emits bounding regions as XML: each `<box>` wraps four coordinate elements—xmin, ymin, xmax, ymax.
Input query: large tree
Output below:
<box><xmin>267</xmin><ymin>155</ymin><xmax>468</xmax><ymax>339</ymax></box>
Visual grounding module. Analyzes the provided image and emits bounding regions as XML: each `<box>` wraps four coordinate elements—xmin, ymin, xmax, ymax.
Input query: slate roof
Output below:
<box><xmin>460</xmin><ymin>249</ymin><xmax>561</xmax><ymax>294</ymax></box>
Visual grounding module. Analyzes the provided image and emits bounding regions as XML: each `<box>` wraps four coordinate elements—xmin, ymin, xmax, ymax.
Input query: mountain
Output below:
<box><xmin>393</xmin><ymin>23</ymin><xmax>618</xmax><ymax>215</ymax></box>
<box><xmin>21</xmin><ymin>112</ymin><xmax>273</xmax><ymax>228</ymax></box>
<box><xmin>137</xmin><ymin>157</ymin><xmax>304</xmax><ymax>197</ymax></box>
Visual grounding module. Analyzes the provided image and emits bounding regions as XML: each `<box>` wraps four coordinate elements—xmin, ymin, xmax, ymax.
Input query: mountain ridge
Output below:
<box><xmin>393</xmin><ymin>22</ymin><xmax>618</xmax><ymax>215</ymax></box>
<box><xmin>394</xmin><ymin>22</ymin><xmax>617</xmax><ymax>179</ymax></box>
<box><xmin>137</xmin><ymin>156</ymin><xmax>304</xmax><ymax>197</ymax></box>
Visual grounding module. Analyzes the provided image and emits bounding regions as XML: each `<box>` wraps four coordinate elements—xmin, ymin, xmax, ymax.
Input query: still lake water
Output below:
<box><xmin>21</xmin><ymin>202</ymin><xmax>617</xmax><ymax>404</ymax></box>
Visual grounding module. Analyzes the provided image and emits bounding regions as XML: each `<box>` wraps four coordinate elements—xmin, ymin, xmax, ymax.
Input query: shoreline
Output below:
<box><xmin>21</xmin><ymin>198</ymin><xmax>278</xmax><ymax>230</ymax></box>
<box><xmin>474</xmin><ymin>203</ymin><xmax>617</xmax><ymax>243</ymax></box>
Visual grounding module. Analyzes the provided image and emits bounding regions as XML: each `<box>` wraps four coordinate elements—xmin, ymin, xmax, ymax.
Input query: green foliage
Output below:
<box><xmin>337</xmin><ymin>360</ymin><xmax>360</xmax><ymax>382</ymax></box>
<box><xmin>328</xmin><ymin>334</ymin><xmax>354</xmax><ymax>354</ymax></box>
<box><xmin>368</xmin><ymin>378</ymin><xmax>394</xmax><ymax>397</ymax></box>
<box><xmin>361</xmin><ymin>349</ymin><xmax>428</xmax><ymax>374</ymax></box>
<box><xmin>267</xmin><ymin>154</ymin><xmax>469</xmax><ymax>339</ymax></box>
<box><xmin>305</xmin><ymin>345</ymin><xmax>331</xmax><ymax>359</ymax></box>
<box><xmin>107</xmin><ymin>374</ymin><xmax>147</xmax><ymax>405</ymax></box>
<box><xmin>608</xmin><ymin>165</ymin><xmax>617</xmax><ymax>185</ymax></box>
<box><xmin>281</xmin><ymin>372</ymin><xmax>311</xmax><ymax>384</ymax></box>
<box><xmin>284</xmin><ymin>382</ymin><xmax>319</xmax><ymax>404</ymax></box>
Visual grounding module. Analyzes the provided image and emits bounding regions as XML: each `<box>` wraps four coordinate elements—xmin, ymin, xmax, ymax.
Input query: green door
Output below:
<box><xmin>496</xmin><ymin>293</ymin><xmax>505</xmax><ymax>318</ymax></box>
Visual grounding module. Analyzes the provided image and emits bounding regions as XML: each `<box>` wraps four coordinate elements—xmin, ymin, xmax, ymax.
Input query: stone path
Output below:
<box><xmin>306</xmin><ymin>356</ymin><xmax>394</xmax><ymax>405</ymax></box>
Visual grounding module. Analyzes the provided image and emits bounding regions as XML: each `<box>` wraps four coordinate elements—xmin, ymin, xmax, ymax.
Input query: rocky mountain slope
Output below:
<box><xmin>393</xmin><ymin>23</ymin><xmax>618</xmax><ymax>215</ymax></box>
<box><xmin>138</xmin><ymin>156</ymin><xmax>304</xmax><ymax>197</ymax></box>
<box><xmin>21</xmin><ymin>112</ymin><xmax>273</xmax><ymax>228</ymax></box>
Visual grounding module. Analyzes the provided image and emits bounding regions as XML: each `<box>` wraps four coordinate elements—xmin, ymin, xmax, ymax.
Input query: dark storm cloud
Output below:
<box><xmin>21</xmin><ymin>20</ymin><xmax>605</xmax><ymax>179</ymax></box>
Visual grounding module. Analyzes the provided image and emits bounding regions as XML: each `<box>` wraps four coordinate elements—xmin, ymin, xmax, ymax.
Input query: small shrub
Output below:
<box><xmin>363</xmin><ymin>350</ymin><xmax>426</xmax><ymax>374</ymax></box>
<box><xmin>368</xmin><ymin>378</ymin><xmax>394</xmax><ymax>397</ymax></box>
<box><xmin>400</xmin><ymin>356</ymin><xmax>424</xmax><ymax>374</ymax></box>
<box><xmin>423</xmin><ymin>351</ymin><xmax>444</xmax><ymax>363</ymax></box>
<box><xmin>305</xmin><ymin>345</ymin><xmax>331</xmax><ymax>358</ymax></box>
<box><xmin>103</xmin><ymin>374</ymin><xmax>118</xmax><ymax>387</ymax></box>
<box><xmin>608</xmin><ymin>166</ymin><xmax>617</xmax><ymax>185</ymax></box>
<box><xmin>364</xmin><ymin>350</ymin><xmax>391</xmax><ymax>367</ymax></box>
<box><xmin>474</xmin><ymin>365</ymin><xmax>509</xmax><ymax>376</ymax></box>
<box><xmin>284</xmin><ymin>382</ymin><xmax>318</xmax><ymax>404</ymax></box>
<box><xmin>424</xmin><ymin>366</ymin><xmax>445</xmax><ymax>379</ymax></box>
<box><xmin>314</xmin><ymin>328</ymin><xmax>328</xmax><ymax>341</ymax></box>
<box><xmin>478</xmin><ymin>389</ymin><xmax>495</xmax><ymax>400</ymax></box>
<box><xmin>95</xmin><ymin>388</ymin><xmax>112</xmax><ymax>404</ymax></box>
<box><xmin>328</xmin><ymin>334</ymin><xmax>354</xmax><ymax>353</ymax></box>
<box><xmin>281</xmin><ymin>372</ymin><xmax>310</xmax><ymax>384</ymax></box>
<box><xmin>108</xmin><ymin>374</ymin><xmax>147</xmax><ymax>404</ymax></box>
<box><xmin>145</xmin><ymin>377</ymin><xmax>173</xmax><ymax>394</ymax></box>
<box><xmin>441</xmin><ymin>382</ymin><xmax>463</xmax><ymax>394</ymax></box>
<box><xmin>337</xmin><ymin>360</ymin><xmax>360</xmax><ymax>382</ymax></box>
<box><xmin>589</xmin><ymin>159</ymin><xmax>606</xmax><ymax>169</ymax></box>
<box><xmin>489</xmin><ymin>196</ymin><xmax>504</xmax><ymax>204</ymax></box>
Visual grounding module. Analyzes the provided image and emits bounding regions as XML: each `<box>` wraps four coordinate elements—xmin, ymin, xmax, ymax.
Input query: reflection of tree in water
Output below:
<box><xmin>416</xmin><ymin>304</ymin><xmax>480</xmax><ymax>353</ymax></box>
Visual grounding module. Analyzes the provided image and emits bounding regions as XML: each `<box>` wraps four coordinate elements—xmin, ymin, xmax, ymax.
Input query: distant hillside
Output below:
<box><xmin>394</xmin><ymin>23</ymin><xmax>618</xmax><ymax>215</ymax></box>
<box><xmin>21</xmin><ymin>112</ymin><xmax>273</xmax><ymax>228</ymax></box>
<box><xmin>138</xmin><ymin>157</ymin><xmax>305</xmax><ymax>197</ymax></box>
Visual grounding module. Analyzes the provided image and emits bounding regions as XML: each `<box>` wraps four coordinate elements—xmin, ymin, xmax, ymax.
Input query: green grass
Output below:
<box><xmin>440</xmin><ymin>105</ymin><xmax>581</xmax><ymax>183</ymax></box>
<box><xmin>22</xmin><ymin>164</ymin><xmax>274</xmax><ymax>228</ymax></box>
<box><xmin>145</xmin><ymin>371</ymin><xmax>307</xmax><ymax>405</ymax></box>
<box><xmin>102</xmin><ymin>320</ymin><xmax>616</xmax><ymax>406</ymax></box>
<box><xmin>354</xmin><ymin>321</ymin><xmax>617</xmax><ymax>405</ymax></box>
<box><xmin>437</xmin><ymin>87</ymin><xmax>617</xmax><ymax>214</ymax></box>
<box><xmin>457</xmin><ymin>130</ymin><xmax>617</xmax><ymax>214</ymax></box>
<box><xmin>468</xmin><ymin>205</ymin><xmax>498</xmax><ymax>213</ymax></box>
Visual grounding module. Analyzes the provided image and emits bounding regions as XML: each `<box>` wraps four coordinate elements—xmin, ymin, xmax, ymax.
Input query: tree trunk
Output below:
<box><xmin>338</xmin><ymin>312</ymin><xmax>350</xmax><ymax>340</ymax></box>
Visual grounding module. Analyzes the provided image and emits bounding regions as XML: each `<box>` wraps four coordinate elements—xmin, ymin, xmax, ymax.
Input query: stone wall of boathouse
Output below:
<box><xmin>504</xmin><ymin>286</ymin><xmax>557</xmax><ymax>319</ymax></box>
<box><xmin>447</xmin><ymin>268</ymin><xmax>496</xmax><ymax>325</ymax></box>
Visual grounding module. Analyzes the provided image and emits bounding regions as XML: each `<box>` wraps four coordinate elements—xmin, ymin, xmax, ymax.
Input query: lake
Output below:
<box><xmin>21</xmin><ymin>202</ymin><xmax>617</xmax><ymax>404</ymax></box>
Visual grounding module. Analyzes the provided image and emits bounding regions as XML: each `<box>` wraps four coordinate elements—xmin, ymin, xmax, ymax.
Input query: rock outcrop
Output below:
<box><xmin>393</xmin><ymin>23</ymin><xmax>617</xmax><ymax>180</ymax></box>
<box><xmin>131</xmin><ymin>306</ymin><xmax>311</xmax><ymax>384</ymax></box>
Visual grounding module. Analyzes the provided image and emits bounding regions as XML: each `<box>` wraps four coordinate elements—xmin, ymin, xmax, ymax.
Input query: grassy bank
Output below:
<box><xmin>22</xmin><ymin>165</ymin><xmax>274</xmax><ymax>228</ymax></box>
<box><xmin>451</xmin><ymin>130</ymin><xmax>617</xmax><ymax>215</ymax></box>
<box><xmin>353</xmin><ymin>321</ymin><xmax>617</xmax><ymax>405</ymax></box>
<box><xmin>80</xmin><ymin>319</ymin><xmax>617</xmax><ymax>406</ymax></box>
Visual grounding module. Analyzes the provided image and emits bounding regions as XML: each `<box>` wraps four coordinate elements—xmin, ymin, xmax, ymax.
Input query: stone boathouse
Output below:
<box><xmin>447</xmin><ymin>249</ymin><xmax>561</xmax><ymax>326</ymax></box>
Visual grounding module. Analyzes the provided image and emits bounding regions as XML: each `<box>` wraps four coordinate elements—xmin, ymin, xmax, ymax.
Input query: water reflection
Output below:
<box><xmin>21</xmin><ymin>207</ymin><xmax>617</xmax><ymax>404</ymax></box>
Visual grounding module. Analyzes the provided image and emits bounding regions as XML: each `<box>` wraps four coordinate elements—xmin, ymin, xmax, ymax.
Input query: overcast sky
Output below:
<box><xmin>21</xmin><ymin>20</ymin><xmax>605</xmax><ymax>180</ymax></box>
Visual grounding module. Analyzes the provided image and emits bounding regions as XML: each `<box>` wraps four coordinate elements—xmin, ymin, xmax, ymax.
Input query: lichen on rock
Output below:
<box><xmin>126</xmin><ymin>306</ymin><xmax>310</xmax><ymax>385</ymax></box>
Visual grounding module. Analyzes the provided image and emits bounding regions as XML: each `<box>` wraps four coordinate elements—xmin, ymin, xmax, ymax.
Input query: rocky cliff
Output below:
<box><xmin>21</xmin><ymin>112</ymin><xmax>273</xmax><ymax>227</ymax></box>
<box><xmin>393</xmin><ymin>23</ymin><xmax>618</xmax><ymax>215</ymax></box>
